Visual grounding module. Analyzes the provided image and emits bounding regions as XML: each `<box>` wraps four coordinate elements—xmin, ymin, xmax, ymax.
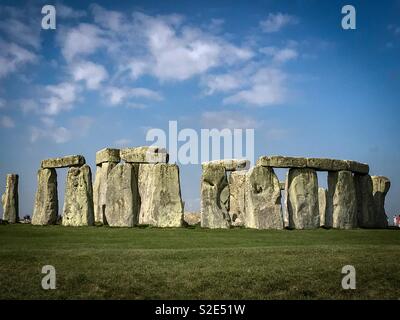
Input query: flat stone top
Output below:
<box><xmin>41</xmin><ymin>155</ymin><xmax>85</xmax><ymax>169</ymax></box>
<box><xmin>202</xmin><ymin>159</ymin><xmax>250</xmax><ymax>171</ymax></box>
<box><xmin>120</xmin><ymin>146</ymin><xmax>169</xmax><ymax>164</ymax></box>
<box><xmin>257</xmin><ymin>155</ymin><xmax>369</xmax><ymax>174</ymax></box>
<box><xmin>96</xmin><ymin>148</ymin><xmax>120</xmax><ymax>165</ymax></box>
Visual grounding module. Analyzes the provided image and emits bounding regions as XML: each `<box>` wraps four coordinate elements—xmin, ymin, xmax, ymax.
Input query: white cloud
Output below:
<box><xmin>201</xmin><ymin>110</ymin><xmax>260</xmax><ymax>129</ymax></box>
<box><xmin>60</xmin><ymin>23</ymin><xmax>106</xmax><ymax>61</ymax></box>
<box><xmin>260</xmin><ymin>46</ymin><xmax>298</xmax><ymax>63</ymax></box>
<box><xmin>0</xmin><ymin>115</ymin><xmax>15</xmax><ymax>128</ymax></box>
<box><xmin>19</xmin><ymin>99</ymin><xmax>39</xmax><ymax>114</ymax></box>
<box><xmin>57</xmin><ymin>3</ymin><xmax>86</xmax><ymax>19</ymax></box>
<box><xmin>71</xmin><ymin>60</ymin><xmax>108</xmax><ymax>89</ymax></box>
<box><xmin>223</xmin><ymin>68</ymin><xmax>287</xmax><ymax>106</ymax></box>
<box><xmin>104</xmin><ymin>86</ymin><xmax>162</xmax><ymax>106</ymax></box>
<box><xmin>0</xmin><ymin>40</ymin><xmax>37</xmax><ymax>78</ymax></box>
<box><xmin>260</xmin><ymin>13</ymin><xmax>298</xmax><ymax>33</ymax></box>
<box><xmin>41</xmin><ymin>82</ymin><xmax>79</xmax><ymax>115</ymax></box>
<box><xmin>203</xmin><ymin>73</ymin><xmax>243</xmax><ymax>95</ymax></box>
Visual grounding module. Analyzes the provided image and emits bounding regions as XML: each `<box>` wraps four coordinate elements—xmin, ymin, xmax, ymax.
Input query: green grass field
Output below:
<box><xmin>0</xmin><ymin>224</ymin><xmax>399</xmax><ymax>300</ymax></box>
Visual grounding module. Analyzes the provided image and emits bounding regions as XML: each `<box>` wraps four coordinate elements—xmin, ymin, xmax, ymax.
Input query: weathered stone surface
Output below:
<box><xmin>346</xmin><ymin>161</ymin><xmax>369</xmax><ymax>175</ymax></box>
<box><xmin>354</xmin><ymin>174</ymin><xmax>378</xmax><ymax>228</ymax></box>
<box><xmin>257</xmin><ymin>156</ymin><xmax>307</xmax><ymax>168</ymax></box>
<box><xmin>41</xmin><ymin>155</ymin><xmax>85</xmax><ymax>169</ymax></box>
<box><xmin>120</xmin><ymin>146</ymin><xmax>168</xmax><ymax>163</ymax></box>
<box><xmin>138</xmin><ymin>163</ymin><xmax>184</xmax><ymax>227</ymax></box>
<box><xmin>93</xmin><ymin>162</ymin><xmax>117</xmax><ymax>224</ymax></box>
<box><xmin>228</xmin><ymin>171</ymin><xmax>247</xmax><ymax>226</ymax></box>
<box><xmin>205</xmin><ymin>159</ymin><xmax>250</xmax><ymax>171</ymax></box>
<box><xmin>286</xmin><ymin>168</ymin><xmax>319</xmax><ymax>229</ymax></box>
<box><xmin>2</xmin><ymin>174</ymin><xmax>19</xmax><ymax>223</ymax></box>
<box><xmin>283</xmin><ymin>172</ymin><xmax>289</xmax><ymax>228</ymax></box>
<box><xmin>244</xmin><ymin>166</ymin><xmax>283</xmax><ymax>229</ymax></box>
<box><xmin>327</xmin><ymin>171</ymin><xmax>357</xmax><ymax>229</ymax></box>
<box><xmin>105</xmin><ymin>163</ymin><xmax>139</xmax><ymax>227</ymax></box>
<box><xmin>279</xmin><ymin>182</ymin><xmax>285</xmax><ymax>190</ymax></box>
<box><xmin>371</xmin><ymin>176</ymin><xmax>390</xmax><ymax>228</ymax></box>
<box><xmin>318</xmin><ymin>187</ymin><xmax>330</xmax><ymax>227</ymax></box>
<box><xmin>257</xmin><ymin>156</ymin><xmax>369</xmax><ymax>174</ymax></box>
<box><xmin>32</xmin><ymin>169</ymin><xmax>58</xmax><ymax>225</ymax></box>
<box><xmin>184</xmin><ymin>212</ymin><xmax>201</xmax><ymax>226</ymax></box>
<box><xmin>95</xmin><ymin>148</ymin><xmax>120</xmax><ymax>165</ymax></box>
<box><xmin>200</xmin><ymin>164</ymin><xmax>230</xmax><ymax>228</ymax></box>
<box><xmin>62</xmin><ymin>164</ymin><xmax>94</xmax><ymax>226</ymax></box>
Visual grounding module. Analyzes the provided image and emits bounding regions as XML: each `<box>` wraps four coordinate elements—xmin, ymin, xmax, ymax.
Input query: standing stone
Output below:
<box><xmin>105</xmin><ymin>163</ymin><xmax>139</xmax><ymax>227</ymax></box>
<box><xmin>228</xmin><ymin>171</ymin><xmax>247</xmax><ymax>226</ymax></box>
<box><xmin>32</xmin><ymin>169</ymin><xmax>58</xmax><ymax>225</ymax></box>
<box><xmin>93</xmin><ymin>162</ymin><xmax>117</xmax><ymax>224</ymax></box>
<box><xmin>318</xmin><ymin>187</ymin><xmax>330</xmax><ymax>227</ymax></box>
<box><xmin>200</xmin><ymin>164</ymin><xmax>230</xmax><ymax>228</ymax></box>
<box><xmin>244</xmin><ymin>166</ymin><xmax>283</xmax><ymax>229</ymax></box>
<box><xmin>286</xmin><ymin>168</ymin><xmax>319</xmax><ymax>229</ymax></box>
<box><xmin>327</xmin><ymin>171</ymin><xmax>357</xmax><ymax>229</ymax></box>
<box><xmin>2</xmin><ymin>174</ymin><xmax>19</xmax><ymax>223</ymax></box>
<box><xmin>371</xmin><ymin>176</ymin><xmax>390</xmax><ymax>228</ymax></box>
<box><xmin>283</xmin><ymin>172</ymin><xmax>289</xmax><ymax>228</ymax></box>
<box><xmin>62</xmin><ymin>164</ymin><xmax>94</xmax><ymax>226</ymax></box>
<box><xmin>138</xmin><ymin>163</ymin><xmax>184</xmax><ymax>227</ymax></box>
<box><xmin>355</xmin><ymin>174</ymin><xmax>379</xmax><ymax>228</ymax></box>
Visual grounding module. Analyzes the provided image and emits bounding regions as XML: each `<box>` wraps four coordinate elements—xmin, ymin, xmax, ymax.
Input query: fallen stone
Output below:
<box><xmin>200</xmin><ymin>163</ymin><xmax>230</xmax><ymax>228</ymax></box>
<box><xmin>228</xmin><ymin>171</ymin><xmax>247</xmax><ymax>226</ymax></box>
<box><xmin>95</xmin><ymin>148</ymin><xmax>120</xmax><ymax>165</ymax></box>
<box><xmin>138</xmin><ymin>163</ymin><xmax>184</xmax><ymax>227</ymax></box>
<box><xmin>244</xmin><ymin>166</ymin><xmax>283</xmax><ymax>229</ymax></box>
<box><xmin>120</xmin><ymin>146</ymin><xmax>168</xmax><ymax>163</ymax></box>
<box><xmin>204</xmin><ymin>159</ymin><xmax>250</xmax><ymax>171</ymax></box>
<box><xmin>31</xmin><ymin>169</ymin><xmax>58</xmax><ymax>225</ymax></box>
<box><xmin>355</xmin><ymin>174</ymin><xmax>380</xmax><ymax>228</ymax></box>
<box><xmin>286</xmin><ymin>168</ymin><xmax>319</xmax><ymax>229</ymax></box>
<box><xmin>318</xmin><ymin>187</ymin><xmax>330</xmax><ymax>227</ymax></box>
<box><xmin>183</xmin><ymin>212</ymin><xmax>201</xmax><ymax>226</ymax></box>
<box><xmin>105</xmin><ymin>163</ymin><xmax>139</xmax><ymax>227</ymax></box>
<box><xmin>327</xmin><ymin>170</ymin><xmax>357</xmax><ymax>229</ymax></box>
<box><xmin>257</xmin><ymin>156</ymin><xmax>307</xmax><ymax>168</ymax></box>
<box><xmin>41</xmin><ymin>155</ymin><xmax>85</xmax><ymax>169</ymax></box>
<box><xmin>1</xmin><ymin>174</ymin><xmax>19</xmax><ymax>223</ymax></box>
<box><xmin>62</xmin><ymin>164</ymin><xmax>94</xmax><ymax>226</ymax></box>
<box><xmin>371</xmin><ymin>176</ymin><xmax>390</xmax><ymax>228</ymax></box>
<box><xmin>93</xmin><ymin>162</ymin><xmax>117</xmax><ymax>224</ymax></box>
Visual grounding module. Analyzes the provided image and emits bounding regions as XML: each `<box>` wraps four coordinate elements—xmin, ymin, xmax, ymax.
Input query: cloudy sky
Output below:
<box><xmin>0</xmin><ymin>0</ymin><xmax>399</xmax><ymax>219</ymax></box>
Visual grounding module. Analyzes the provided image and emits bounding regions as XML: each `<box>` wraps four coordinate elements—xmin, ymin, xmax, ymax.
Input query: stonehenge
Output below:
<box><xmin>1</xmin><ymin>174</ymin><xmax>19</xmax><ymax>223</ymax></box>
<box><xmin>32</xmin><ymin>169</ymin><xmax>58</xmax><ymax>225</ymax></box>
<box><xmin>2</xmin><ymin>151</ymin><xmax>392</xmax><ymax>231</ymax></box>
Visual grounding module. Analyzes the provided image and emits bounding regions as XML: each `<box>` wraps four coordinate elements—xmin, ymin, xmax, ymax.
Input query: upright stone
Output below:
<box><xmin>327</xmin><ymin>171</ymin><xmax>357</xmax><ymax>229</ymax></box>
<box><xmin>283</xmin><ymin>172</ymin><xmax>289</xmax><ymax>228</ymax></box>
<box><xmin>62</xmin><ymin>164</ymin><xmax>94</xmax><ymax>226</ymax></box>
<box><xmin>138</xmin><ymin>163</ymin><xmax>184</xmax><ymax>227</ymax></box>
<box><xmin>371</xmin><ymin>176</ymin><xmax>390</xmax><ymax>228</ymax></box>
<box><xmin>354</xmin><ymin>174</ymin><xmax>379</xmax><ymax>228</ymax></box>
<box><xmin>318</xmin><ymin>187</ymin><xmax>330</xmax><ymax>227</ymax></box>
<box><xmin>93</xmin><ymin>162</ymin><xmax>117</xmax><ymax>224</ymax></box>
<box><xmin>244</xmin><ymin>166</ymin><xmax>283</xmax><ymax>229</ymax></box>
<box><xmin>105</xmin><ymin>163</ymin><xmax>139</xmax><ymax>227</ymax></box>
<box><xmin>228</xmin><ymin>171</ymin><xmax>247</xmax><ymax>226</ymax></box>
<box><xmin>200</xmin><ymin>163</ymin><xmax>230</xmax><ymax>228</ymax></box>
<box><xmin>286</xmin><ymin>168</ymin><xmax>319</xmax><ymax>229</ymax></box>
<box><xmin>1</xmin><ymin>174</ymin><xmax>19</xmax><ymax>223</ymax></box>
<box><xmin>31</xmin><ymin>169</ymin><xmax>58</xmax><ymax>225</ymax></box>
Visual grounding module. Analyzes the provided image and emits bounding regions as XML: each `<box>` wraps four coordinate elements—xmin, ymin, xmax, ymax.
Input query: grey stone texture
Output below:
<box><xmin>2</xmin><ymin>174</ymin><xmax>19</xmax><ymax>223</ymax></box>
<box><xmin>41</xmin><ymin>155</ymin><xmax>85</xmax><ymax>169</ymax></box>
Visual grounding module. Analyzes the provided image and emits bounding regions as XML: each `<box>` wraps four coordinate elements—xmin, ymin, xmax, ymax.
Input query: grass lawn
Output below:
<box><xmin>0</xmin><ymin>224</ymin><xmax>399</xmax><ymax>300</ymax></box>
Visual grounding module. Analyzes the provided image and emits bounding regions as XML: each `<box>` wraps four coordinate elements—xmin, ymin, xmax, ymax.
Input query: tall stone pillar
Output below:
<box><xmin>62</xmin><ymin>164</ymin><xmax>94</xmax><ymax>226</ymax></box>
<box><xmin>327</xmin><ymin>170</ymin><xmax>358</xmax><ymax>229</ymax></box>
<box><xmin>32</xmin><ymin>169</ymin><xmax>58</xmax><ymax>225</ymax></box>
<box><xmin>286</xmin><ymin>168</ymin><xmax>319</xmax><ymax>229</ymax></box>
<box><xmin>228</xmin><ymin>171</ymin><xmax>247</xmax><ymax>226</ymax></box>
<box><xmin>244</xmin><ymin>166</ymin><xmax>283</xmax><ymax>229</ymax></box>
<box><xmin>2</xmin><ymin>174</ymin><xmax>19</xmax><ymax>223</ymax></box>
<box><xmin>371</xmin><ymin>176</ymin><xmax>390</xmax><ymax>228</ymax></box>
<box><xmin>318</xmin><ymin>187</ymin><xmax>330</xmax><ymax>228</ymax></box>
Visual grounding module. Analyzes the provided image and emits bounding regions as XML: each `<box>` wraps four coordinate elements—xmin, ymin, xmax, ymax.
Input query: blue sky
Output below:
<box><xmin>0</xmin><ymin>0</ymin><xmax>399</xmax><ymax>219</ymax></box>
